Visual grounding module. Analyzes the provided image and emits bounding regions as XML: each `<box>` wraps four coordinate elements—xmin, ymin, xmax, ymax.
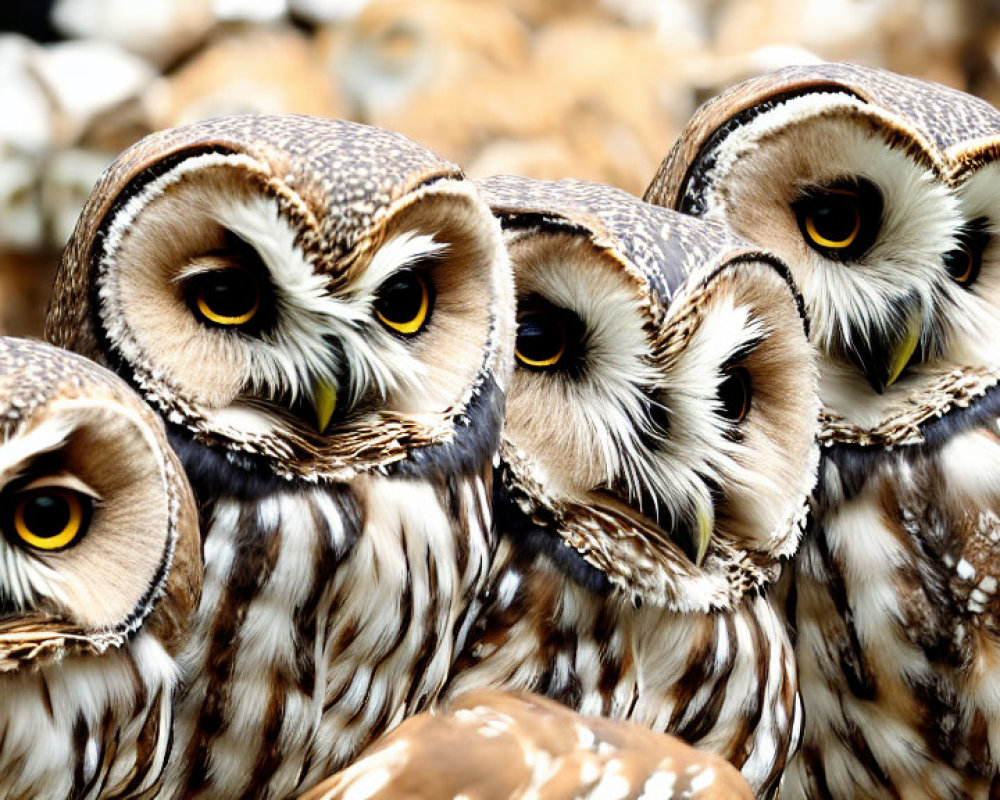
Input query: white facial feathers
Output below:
<box><xmin>0</xmin><ymin>414</ymin><xmax>81</xmax><ymax>615</ymax></box>
<box><xmin>702</xmin><ymin>95</ymin><xmax>960</xmax><ymax>351</ymax></box>
<box><xmin>946</xmin><ymin>163</ymin><xmax>1000</xmax><ymax>370</ymax></box>
<box><xmin>100</xmin><ymin>155</ymin><xmax>456</xmax><ymax>428</ymax></box>
<box><xmin>208</xmin><ymin>196</ymin><xmax>446</xmax><ymax>412</ymax></box>
<box><xmin>507</xmin><ymin>234</ymin><xmax>804</xmax><ymax>553</ymax></box>
<box><xmin>0</xmin><ymin>399</ymin><xmax>173</xmax><ymax>630</ymax></box>
<box><xmin>658</xmin><ymin>295</ymin><xmax>766</xmax><ymax>507</ymax></box>
<box><xmin>175</xmin><ymin>192</ymin><xmax>349</xmax><ymax>407</ymax></box>
<box><xmin>0</xmin><ymin>415</ymin><xmax>74</xmax><ymax>481</ymax></box>
<box><xmin>515</xmin><ymin>243</ymin><xmax>661</xmax><ymax>501</ymax></box>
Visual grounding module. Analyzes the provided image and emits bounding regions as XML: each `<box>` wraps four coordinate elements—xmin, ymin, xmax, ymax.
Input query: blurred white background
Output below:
<box><xmin>0</xmin><ymin>0</ymin><xmax>996</xmax><ymax>335</ymax></box>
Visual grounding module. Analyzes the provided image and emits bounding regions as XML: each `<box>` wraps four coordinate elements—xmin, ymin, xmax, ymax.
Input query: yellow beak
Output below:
<box><xmin>693</xmin><ymin>502</ymin><xmax>713</xmax><ymax>567</ymax></box>
<box><xmin>886</xmin><ymin>311</ymin><xmax>922</xmax><ymax>389</ymax></box>
<box><xmin>312</xmin><ymin>381</ymin><xmax>338</xmax><ymax>434</ymax></box>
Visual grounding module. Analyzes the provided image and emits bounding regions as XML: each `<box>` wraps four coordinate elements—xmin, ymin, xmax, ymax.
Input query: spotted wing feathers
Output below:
<box><xmin>298</xmin><ymin>689</ymin><xmax>753</xmax><ymax>800</ymax></box>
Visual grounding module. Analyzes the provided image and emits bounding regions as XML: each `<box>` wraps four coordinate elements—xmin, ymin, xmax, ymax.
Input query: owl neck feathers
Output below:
<box><xmin>496</xmin><ymin>442</ymin><xmax>799</xmax><ymax>613</ymax></box>
<box><xmin>819</xmin><ymin>373</ymin><xmax>1000</xmax><ymax>501</ymax></box>
<box><xmin>163</xmin><ymin>372</ymin><xmax>505</xmax><ymax>491</ymax></box>
<box><xmin>0</xmin><ymin>632</ymin><xmax>178</xmax><ymax>799</ymax></box>
<box><xmin>819</xmin><ymin>365</ymin><xmax>1000</xmax><ymax>450</ymax></box>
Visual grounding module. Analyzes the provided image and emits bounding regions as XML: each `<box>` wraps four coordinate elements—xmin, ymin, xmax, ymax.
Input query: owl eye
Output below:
<box><xmin>944</xmin><ymin>245</ymin><xmax>979</xmax><ymax>286</ymax></box>
<box><xmin>793</xmin><ymin>178</ymin><xmax>882</xmax><ymax>260</ymax></box>
<box><xmin>375</xmin><ymin>269</ymin><xmax>432</xmax><ymax>335</ymax></box>
<box><xmin>944</xmin><ymin>218</ymin><xmax>989</xmax><ymax>288</ymax></box>
<box><xmin>515</xmin><ymin>312</ymin><xmax>567</xmax><ymax>369</ymax></box>
<box><xmin>717</xmin><ymin>367</ymin><xmax>751</xmax><ymax>423</ymax></box>
<box><xmin>191</xmin><ymin>267</ymin><xmax>261</xmax><ymax>327</ymax></box>
<box><xmin>5</xmin><ymin>488</ymin><xmax>92</xmax><ymax>552</ymax></box>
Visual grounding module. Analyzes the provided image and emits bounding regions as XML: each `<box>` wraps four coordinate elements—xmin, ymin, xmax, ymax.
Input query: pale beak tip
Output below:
<box><xmin>885</xmin><ymin>312</ymin><xmax>922</xmax><ymax>389</ymax></box>
<box><xmin>695</xmin><ymin>506</ymin><xmax>713</xmax><ymax>567</ymax></box>
<box><xmin>313</xmin><ymin>383</ymin><xmax>338</xmax><ymax>434</ymax></box>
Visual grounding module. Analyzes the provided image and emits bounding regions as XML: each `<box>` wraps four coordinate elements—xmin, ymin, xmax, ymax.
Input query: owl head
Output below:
<box><xmin>481</xmin><ymin>176</ymin><xmax>819</xmax><ymax>612</ymax></box>
<box><xmin>0</xmin><ymin>336</ymin><xmax>199</xmax><ymax>668</ymax></box>
<box><xmin>645</xmin><ymin>63</ymin><xmax>1000</xmax><ymax>441</ymax></box>
<box><xmin>0</xmin><ymin>336</ymin><xmax>200</xmax><ymax>795</ymax></box>
<box><xmin>46</xmin><ymin>115</ymin><xmax>513</xmax><ymax>488</ymax></box>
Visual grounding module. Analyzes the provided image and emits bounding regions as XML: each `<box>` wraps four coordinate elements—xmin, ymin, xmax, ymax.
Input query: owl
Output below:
<box><xmin>297</xmin><ymin>688</ymin><xmax>755</xmax><ymax>800</ymax></box>
<box><xmin>45</xmin><ymin>115</ymin><xmax>514</xmax><ymax>798</ymax></box>
<box><xmin>0</xmin><ymin>336</ymin><xmax>201</xmax><ymax>799</ymax></box>
<box><xmin>440</xmin><ymin>176</ymin><xmax>820</xmax><ymax>796</ymax></box>
<box><xmin>645</xmin><ymin>62</ymin><xmax>1000</xmax><ymax>798</ymax></box>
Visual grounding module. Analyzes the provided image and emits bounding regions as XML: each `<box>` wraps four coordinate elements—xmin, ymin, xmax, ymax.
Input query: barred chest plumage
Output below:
<box><xmin>784</xmin><ymin>419</ymin><xmax>1000</xmax><ymax>799</ymax></box>
<box><xmin>0</xmin><ymin>635</ymin><xmax>178</xmax><ymax>800</ymax></box>
<box><xmin>161</xmin><ymin>470</ymin><xmax>494</xmax><ymax>800</ymax></box>
<box><xmin>443</xmin><ymin>536</ymin><xmax>802</xmax><ymax>798</ymax></box>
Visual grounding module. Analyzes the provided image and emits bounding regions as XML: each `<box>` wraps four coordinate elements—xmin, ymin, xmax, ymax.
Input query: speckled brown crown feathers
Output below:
<box><xmin>644</xmin><ymin>61</ymin><xmax>1000</xmax><ymax>212</ymax></box>
<box><xmin>479</xmin><ymin>174</ymin><xmax>810</xmax><ymax>352</ymax></box>
<box><xmin>480</xmin><ymin>175</ymin><xmax>755</xmax><ymax>321</ymax></box>
<box><xmin>0</xmin><ymin>337</ymin><xmax>139</xmax><ymax>435</ymax></box>
<box><xmin>0</xmin><ymin>337</ymin><xmax>200</xmax><ymax>669</ymax></box>
<box><xmin>46</xmin><ymin>115</ymin><xmax>464</xmax><ymax>359</ymax></box>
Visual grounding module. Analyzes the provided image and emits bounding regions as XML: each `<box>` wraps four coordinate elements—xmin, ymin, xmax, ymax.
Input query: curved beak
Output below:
<box><xmin>852</xmin><ymin>309</ymin><xmax>922</xmax><ymax>394</ymax></box>
<box><xmin>676</xmin><ymin>499</ymin><xmax>714</xmax><ymax>567</ymax></box>
<box><xmin>312</xmin><ymin>381</ymin><xmax>338</xmax><ymax>434</ymax></box>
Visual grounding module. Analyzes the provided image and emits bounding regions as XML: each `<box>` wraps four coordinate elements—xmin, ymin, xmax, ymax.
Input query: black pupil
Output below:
<box><xmin>943</xmin><ymin>246</ymin><xmax>971</xmax><ymax>279</ymax></box>
<box><xmin>517</xmin><ymin>314</ymin><xmax>564</xmax><ymax>363</ymax></box>
<box><xmin>942</xmin><ymin>218</ymin><xmax>989</xmax><ymax>285</ymax></box>
<box><xmin>718</xmin><ymin>368</ymin><xmax>750</xmax><ymax>421</ymax></box>
<box><xmin>376</xmin><ymin>271</ymin><xmax>424</xmax><ymax>323</ymax></box>
<box><xmin>201</xmin><ymin>270</ymin><xmax>257</xmax><ymax>319</ymax></box>
<box><xmin>22</xmin><ymin>492</ymin><xmax>71</xmax><ymax>537</ymax></box>
<box><xmin>810</xmin><ymin>195</ymin><xmax>859</xmax><ymax>242</ymax></box>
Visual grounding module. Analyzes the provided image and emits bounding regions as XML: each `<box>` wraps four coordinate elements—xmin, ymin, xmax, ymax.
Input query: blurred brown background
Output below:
<box><xmin>1</xmin><ymin>0</ymin><xmax>997</xmax><ymax>337</ymax></box>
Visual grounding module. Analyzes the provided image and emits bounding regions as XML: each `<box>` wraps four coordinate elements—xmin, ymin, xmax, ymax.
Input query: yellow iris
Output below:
<box><xmin>515</xmin><ymin>339</ymin><xmax>565</xmax><ymax>368</ymax></box>
<box><xmin>193</xmin><ymin>267</ymin><xmax>260</xmax><ymax>327</ymax></box>
<box><xmin>13</xmin><ymin>489</ymin><xmax>85</xmax><ymax>551</ymax></box>
<box><xmin>196</xmin><ymin>294</ymin><xmax>259</xmax><ymax>326</ymax></box>
<box><xmin>376</xmin><ymin>271</ymin><xmax>430</xmax><ymax>335</ymax></box>
<box><xmin>515</xmin><ymin>313</ymin><xmax>567</xmax><ymax>369</ymax></box>
<box><xmin>950</xmin><ymin>247</ymin><xmax>976</xmax><ymax>285</ymax></box>
<box><xmin>803</xmin><ymin>190</ymin><xmax>862</xmax><ymax>249</ymax></box>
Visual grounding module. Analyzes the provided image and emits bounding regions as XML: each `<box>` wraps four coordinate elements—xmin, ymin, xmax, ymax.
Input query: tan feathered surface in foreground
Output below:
<box><xmin>299</xmin><ymin>689</ymin><xmax>754</xmax><ymax>800</ymax></box>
